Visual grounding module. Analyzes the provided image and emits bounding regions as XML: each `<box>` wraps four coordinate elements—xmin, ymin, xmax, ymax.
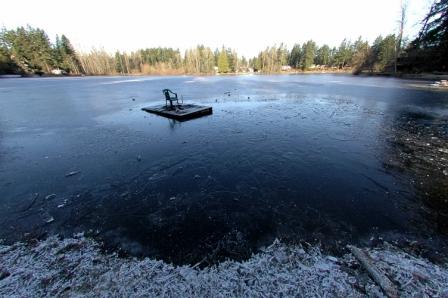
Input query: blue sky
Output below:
<box><xmin>1</xmin><ymin>0</ymin><xmax>432</xmax><ymax>57</ymax></box>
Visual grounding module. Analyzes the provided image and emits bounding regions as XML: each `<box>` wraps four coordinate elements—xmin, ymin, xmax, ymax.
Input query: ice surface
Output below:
<box><xmin>1</xmin><ymin>75</ymin><xmax>448</xmax><ymax>263</ymax></box>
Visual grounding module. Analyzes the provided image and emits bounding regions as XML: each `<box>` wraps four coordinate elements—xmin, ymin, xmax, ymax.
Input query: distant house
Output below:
<box><xmin>237</xmin><ymin>66</ymin><xmax>252</xmax><ymax>73</ymax></box>
<box><xmin>281</xmin><ymin>65</ymin><xmax>291</xmax><ymax>71</ymax></box>
<box><xmin>51</xmin><ymin>69</ymin><xmax>63</xmax><ymax>75</ymax></box>
<box><xmin>315</xmin><ymin>65</ymin><xmax>328</xmax><ymax>70</ymax></box>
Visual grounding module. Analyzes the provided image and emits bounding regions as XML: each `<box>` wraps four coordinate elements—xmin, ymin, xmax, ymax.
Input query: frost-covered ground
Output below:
<box><xmin>1</xmin><ymin>236</ymin><xmax>447</xmax><ymax>297</ymax></box>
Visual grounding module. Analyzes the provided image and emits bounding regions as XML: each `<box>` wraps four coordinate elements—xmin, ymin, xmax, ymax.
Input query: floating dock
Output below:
<box><xmin>142</xmin><ymin>104</ymin><xmax>212</xmax><ymax>121</ymax></box>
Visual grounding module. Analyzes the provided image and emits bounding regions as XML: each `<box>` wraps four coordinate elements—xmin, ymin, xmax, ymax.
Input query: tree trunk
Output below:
<box><xmin>395</xmin><ymin>0</ymin><xmax>407</xmax><ymax>74</ymax></box>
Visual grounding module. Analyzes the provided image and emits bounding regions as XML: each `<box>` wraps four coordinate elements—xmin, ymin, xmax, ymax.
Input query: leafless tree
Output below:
<box><xmin>395</xmin><ymin>0</ymin><xmax>408</xmax><ymax>74</ymax></box>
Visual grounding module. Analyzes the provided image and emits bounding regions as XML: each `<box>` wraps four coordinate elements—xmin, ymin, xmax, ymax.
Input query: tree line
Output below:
<box><xmin>0</xmin><ymin>27</ymin><xmax>83</xmax><ymax>75</ymax></box>
<box><xmin>0</xmin><ymin>27</ymin><xmax>249</xmax><ymax>75</ymax></box>
<box><xmin>248</xmin><ymin>36</ymin><xmax>397</xmax><ymax>73</ymax></box>
<box><xmin>0</xmin><ymin>0</ymin><xmax>446</xmax><ymax>75</ymax></box>
<box><xmin>0</xmin><ymin>27</ymin><xmax>396</xmax><ymax>75</ymax></box>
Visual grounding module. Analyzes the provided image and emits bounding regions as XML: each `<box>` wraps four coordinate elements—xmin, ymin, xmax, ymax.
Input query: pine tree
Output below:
<box><xmin>368</xmin><ymin>36</ymin><xmax>384</xmax><ymax>71</ymax></box>
<box><xmin>276</xmin><ymin>43</ymin><xmax>289</xmax><ymax>67</ymax></box>
<box><xmin>218</xmin><ymin>47</ymin><xmax>229</xmax><ymax>73</ymax></box>
<box><xmin>58</xmin><ymin>35</ymin><xmax>82</xmax><ymax>74</ymax></box>
<box><xmin>301</xmin><ymin>40</ymin><xmax>316</xmax><ymax>70</ymax></box>
<box><xmin>411</xmin><ymin>0</ymin><xmax>448</xmax><ymax>70</ymax></box>
<box><xmin>377</xmin><ymin>34</ymin><xmax>396</xmax><ymax>70</ymax></box>
<box><xmin>249</xmin><ymin>57</ymin><xmax>261</xmax><ymax>71</ymax></box>
<box><xmin>0</xmin><ymin>44</ymin><xmax>20</xmax><ymax>74</ymax></box>
<box><xmin>115</xmin><ymin>51</ymin><xmax>124</xmax><ymax>74</ymax></box>
<box><xmin>53</xmin><ymin>35</ymin><xmax>63</xmax><ymax>68</ymax></box>
<box><xmin>213</xmin><ymin>48</ymin><xmax>219</xmax><ymax>66</ymax></box>
<box><xmin>316</xmin><ymin>45</ymin><xmax>331</xmax><ymax>66</ymax></box>
<box><xmin>226</xmin><ymin>48</ymin><xmax>236</xmax><ymax>72</ymax></box>
<box><xmin>351</xmin><ymin>37</ymin><xmax>371</xmax><ymax>74</ymax></box>
<box><xmin>0</xmin><ymin>29</ymin><xmax>20</xmax><ymax>74</ymax></box>
<box><xmin>415</xmin><ymin>0</ymin><xmax>447</xmax><ymax>49</ymax></box>
<box><xmin>241</xmin><ymin>56</ymin><xmax>248</xmax><ymax>68</ymax></box>
<box><xmin>288</xmin><ymin>44</ymin><xmax>302</xmax><ymax>69</ymax></box>
<box><xmin>334</xmin><ymin>39</ymin><xmax>352</xmax><ymax>68</ymax></box>
<box><xmin>2</xmin><ymin>26</ymin><xmax>56</xmax><ymax>74</ymax></box>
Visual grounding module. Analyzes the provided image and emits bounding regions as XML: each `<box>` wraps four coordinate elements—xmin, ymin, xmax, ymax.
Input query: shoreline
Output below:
<box><xmin>1</xmin><ymin>70</ymin><xmax>349</xmax><ymax>79</ymax></box>
<box><xmin>2</xmin><ymin>71</ymin><xmax>448</xmax><ymax>82</ymax></box>
<box><xmin>1</xmin><ymin>235</ymin><xmax>447</xmax><ymax>296</ymax></box>
<box><xmin>355</xmin><ymin>71</ymin><xmax>448</xmax><ymax>81</ymax></box>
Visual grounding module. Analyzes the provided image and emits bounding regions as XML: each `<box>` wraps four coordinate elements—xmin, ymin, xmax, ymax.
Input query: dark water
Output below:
<box><xmin>0</xmin><ymin>75</ymin><xmax>447</xmax><ymax>264</ymax></box>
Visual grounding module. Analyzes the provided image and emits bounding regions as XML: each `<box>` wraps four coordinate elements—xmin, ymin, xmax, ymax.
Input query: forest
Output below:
<box><xmin>0</xmin><ymin>0</ymin><xmax>446</xmax><ymax>76</ymax></box>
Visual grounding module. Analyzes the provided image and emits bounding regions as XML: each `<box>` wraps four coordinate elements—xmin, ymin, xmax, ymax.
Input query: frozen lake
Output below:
<box><xmin>0</xmin><ymin>74</ymin><xmax>447</xmax><ymax>264</ymax></box>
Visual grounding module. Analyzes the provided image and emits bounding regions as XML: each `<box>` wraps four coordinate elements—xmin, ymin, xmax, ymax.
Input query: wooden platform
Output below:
<box><xmin>142</xmin><ymin>104</ymin><xmax>212</xmax><ymax>121</ymax></box>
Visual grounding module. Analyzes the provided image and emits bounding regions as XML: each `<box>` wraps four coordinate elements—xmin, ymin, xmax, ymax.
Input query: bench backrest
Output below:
<box><xmin>163</xmin><ymin>89</ymin><xmax>172</xmax><ymax>101</ymax></box>
<box><xmin>162</xmin><ymin>89</ymin><xmax>177</xmax><ymax>100</ymax></box>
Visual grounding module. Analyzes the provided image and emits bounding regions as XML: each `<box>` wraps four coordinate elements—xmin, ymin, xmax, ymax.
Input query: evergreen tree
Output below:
<box><xmin>315</xmin><ymin>45</ymin><xmax>331</xmax><ymax>66</ymax></box>
<box><xmin>218</xmin><ymin>47</ymin><xmax>229</xmax><ymax>73</ymax></box>
<box><xmin>225</xmin><ymin>48</ymin><xmax>236</xmax><ymax>72</ymax></box>
<box><xmin>249</xmin><ymin>56</ymin><xmax>261</xmax><ymax>71</ymax></box>
<box><xmin>288</xmin><ymin>43</ymin><xmax>302</xmax><ymax>68</ymax></box>
<box><xmin>351</xmin><ymin>37</ymin><xmax>371</xmax><ymax>74</ymax></box>
<box><xmin>241</xmin><ymin>56</ymin><xmax>248</xmax><ymax>68</ymax></box>
<box><xmin>115</xmin><ymin>51</ymin><xmax>124</xmax><ymax>73</ymax></box>
<box><xmin>329</xmin><ymin>47</ymin><xmax>338</xmax><ymax>66</ymax></box>
<box><xmin>54</xmin><ymin>34</ymin><xmax>82</xmax><ymax>74</ymax></box>
<box><xmin>0</xmin><ymin>29</ymin><xmax>21</xmax><ymax>74</ymax></box>
<box><xmin>377</xmin><ymin>34</ymin><xmax>396</xmax><ymax>70</ymax></box>
<box><xmin>198</xmin><ymin>45</ymin><xmax>215</xmax><ymax>73</ymax></box>
<box><xmin>409</xmin><ymin>0</ymin><xmax>448</xmax><ymax>70</ymax></box>
<box><xmin>333</xmin><ymin>39</ymin><xmax>353</xmax><ymax>68</ymax></box>
<box><xmin>368</xmin><ymin>36</ymin><xmax>384</xmax><ymax>71</ymax></box>
<box><xmin>214</xmin><ymin>48</ymin><xmax>219</xmax><ymax>66</ymax></box>
<box><xmin>301</xmin><ymin>40</ymin><xmax>316</xmax><ymax>70</ymax></box>
<box><xmin>361</xmin><ymin>35</ymin><xmax>395</xmax><ymax>72</ymax></box>
<box><xmin>0</xmin><ymin>44</ymin><xmax>20</xmax><ymax>74</ymax></box>
<box><xmin>276</xmin><ymin>43</ymin><xmax>289</xmax><ymax>67</ymax></box>
<box><xmin>415</xmin><ymin>0</ymin><xmax>448</xmax><ymax>49</ymax></box>
<box><xmin>32</xmin><ymin>27</ymin><xmax>55</xmax><ymax>73</ymax></box>
<box><xmin>2</xmin><ymin>26</ymin><xmax>55</xmax><ymax>74</ymax></box>
<box><xmin>53</xmin><ymin>35</ymin><xmax>63</xmax><ymax>68</ymax></box>
<box><xmin>58</xmin><ymin>35</ymin><xmax>82</xmax><ymax>73</ymax></box>
<box><xmin>231</xmin><ymin>50</ymin><xmax>239</xmax><ymax>72</ymax></box>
